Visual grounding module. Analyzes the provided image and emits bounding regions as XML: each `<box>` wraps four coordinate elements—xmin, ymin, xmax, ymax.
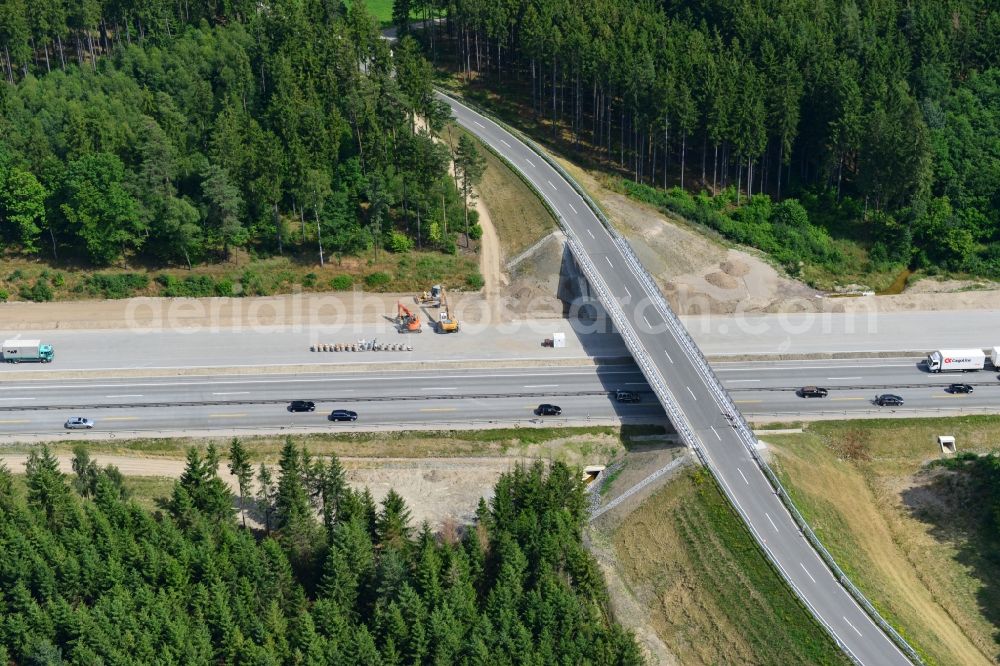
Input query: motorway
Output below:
<box><xmin>0</xmin><ymin>367</ymin><xmax>664</xmax><ymax>435</ymax></box>
<box><xmin>442</xmin><ymin>94</ymin><xmax>914</xmax><ymax>664</ymax></box>
<box><xmin>3</xmin><ymin>358</ymin><xmax>999</xmax><ymax>434</ymax></box>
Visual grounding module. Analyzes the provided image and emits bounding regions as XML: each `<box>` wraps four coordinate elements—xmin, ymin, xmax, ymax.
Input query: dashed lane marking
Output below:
<box><xmin>765</xmin><ymin>512</ymin><xmax>779</xmax><ymax>532</ymax></box>
<box><xmin>799</xmin><ymin>562</ymin><xmax>817</xmax><ymax>584</ymax></box>
<box><xmin>842</xmin><ymin>617</ymin><xmax>863</xmax><ymax>637</ymax></box>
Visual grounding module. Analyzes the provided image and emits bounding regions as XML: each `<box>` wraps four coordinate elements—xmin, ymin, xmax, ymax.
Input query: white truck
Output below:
<box><xmin>2</xmin><ymin>339</ymin><xmax>55</xmax><ymax>363</ymax></box>
<box><xmin>991</xmin><ymin>347</ymin><xmax>1000</xmax><ymax>369</ymax></box>
<box><xmin>926</xmin><ymin>348</ymin><xmax>985</xmax><ymax>373</ymax></box>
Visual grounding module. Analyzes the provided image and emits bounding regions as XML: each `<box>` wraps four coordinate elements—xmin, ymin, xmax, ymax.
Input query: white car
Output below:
<box><xmin>64</xmin><ymin>417</ymin><xmax>95</xmax><ymax>430</ymax></box>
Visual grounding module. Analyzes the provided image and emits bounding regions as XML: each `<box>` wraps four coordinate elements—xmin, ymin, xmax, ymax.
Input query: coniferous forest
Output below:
<box><xmin>426</xmin><ymin>0</ymin><xmax>1000</xmax><ymax>279</ymax></box>
<box><xmin>0</xmin><ymin>0</ymin><xmax>472</xmax><ymax>268</ymax></box>
<box><xmin>0</xmin><ymin>440</ymin><xmax>641</xmax><ymax>664</ymax></box>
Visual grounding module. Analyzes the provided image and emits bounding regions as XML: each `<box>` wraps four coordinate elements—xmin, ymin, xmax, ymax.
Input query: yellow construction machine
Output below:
<box><xmin>415</xmin><ymin>284</ymin><xmax>442</xmax><ymax>307</ymax></box>
<box><xmin>437</xmin><ymin>286</ymin><xmax>459</xmax><ymax>333</ymax></box>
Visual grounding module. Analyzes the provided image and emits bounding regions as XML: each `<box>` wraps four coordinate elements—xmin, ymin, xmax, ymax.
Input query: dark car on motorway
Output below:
<box><xmin>288</xmin><ymin>400</ymin><xmax>316</xmax><ymax>412</ymax></box>
<box><xmin>874</xmin><ymin>394</ymin><xmax>904</xmax><ymax>407</ymax></box>
<box><xmin>535</xmin><ymin>404</ymin><xmax>562</xmax><ymax>416</ymax></box>
<box><xmin>328</xmin><ymin>409</ymin><xmax>358</xmax><ymax>422</ymax></box>
<box><xmin>948</xmin><ymin>383</ymin><xmax>974</xmax><ymax>394</ymax></box>
<box><xmin>615</xmin><ymin>390</ymin><xmax>641</xmax><ymax>403</ymax></box>
<box><xmin>799</xmin><ymin>386</ymin><xmax>829</xmax><ymax>398</ymax></box>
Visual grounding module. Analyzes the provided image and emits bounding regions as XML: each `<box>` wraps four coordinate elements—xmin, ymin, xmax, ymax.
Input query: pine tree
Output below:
<box><xmin>228</xmin><ymin>437</ymin><xmax>253</xmax><ymax>528</ymax></box>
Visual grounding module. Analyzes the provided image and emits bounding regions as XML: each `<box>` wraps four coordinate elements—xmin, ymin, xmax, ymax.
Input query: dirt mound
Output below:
<box><xmin>720</xmin><ymin>259</ymin><xmax>750</xmax><ymax>277</ymax></box>
<box><xmin>704</xmin><ymin>271</ymin><xmax>739</xmax><ymax>290</ymax></box>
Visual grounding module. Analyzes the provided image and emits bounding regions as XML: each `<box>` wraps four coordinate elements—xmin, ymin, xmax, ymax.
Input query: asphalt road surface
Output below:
<box><xmin>6</xmin><ymin>311</ymin><xmax>1000</xmax><ymax>373</ymax></box>
<box><xmin>0</xmin><ymin>367</ymin><xmax>663</xmax><ymax>436</ymax></box>
<box><xmin>442</xmin><ymin>93</ymin><xmax>914</xmax><ymax>665</ymax></box>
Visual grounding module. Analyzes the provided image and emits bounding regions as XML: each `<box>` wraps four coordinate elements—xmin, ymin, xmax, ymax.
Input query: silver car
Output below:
<box><xmin>64</xmin><ymin>417</ymin><xmax>95</xmax><ymax>429</ymax></box>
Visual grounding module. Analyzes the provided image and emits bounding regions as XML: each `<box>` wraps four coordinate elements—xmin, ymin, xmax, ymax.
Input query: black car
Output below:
<box><xmin>535</xmin><ymin>404</ymin><xmax>562</xmax><ymax>416</ymax></box>
<box><xmin>288</xmin><ymin>400</ymin><xmax>316</xmax><ymax>412</ymax></box>
<box><xmin>799</xmin><ymin>386</ymin><xmax>829</xmax><ymax>398</ymax></box>
<box><xmin>615</xmin><ymin>390</ymin><xmax>641</xmax><ymax>403</ymax></box>
<box><xmin>948</xmin><ymin>383</ymin><xmax>974</xmax><ymax>394</ymax></box>
<box><xmin>874</xmin><ymin>394</ymin><xmax>904</xmax><ymax>407</ymax></box>
<box><xmin>328</xmin><ymin>409</ymin><xmax>358</xmax><ymax>422</ymax></box>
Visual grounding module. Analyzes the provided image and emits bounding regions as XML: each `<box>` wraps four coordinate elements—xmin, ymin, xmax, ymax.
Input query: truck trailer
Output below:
<box><xmin>926</xmin><ymin>349</ymin><xmax>985</xmax><ymax>373</ymax></box>
<box><xmin>1</xmin><ymin>340</ymin><xmax>54</xmax><ymax>363</ymax></box>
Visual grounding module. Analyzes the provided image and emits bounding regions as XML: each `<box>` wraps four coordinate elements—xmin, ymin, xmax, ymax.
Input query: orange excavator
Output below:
<box><xmin>396</xmin><ymin>302</ymin><xmax>422</xmax><ymax>333</ymax></box>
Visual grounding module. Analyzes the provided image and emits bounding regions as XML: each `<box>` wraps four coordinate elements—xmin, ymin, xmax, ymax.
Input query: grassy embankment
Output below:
<box><xmin>4</xmin><ymin>425</ymin><xmax>664</xmax><ymax>463</ymax></box>
<box><xmin>445</xmin><ymin>123</ymin><xmax>559</xmax><ymax>259</ymax></box>
<box><xmin>0</xmin><ymin>250</ymin><xmax>480</xmax><ymax>303</ymax></box>
<box><xmin>767</xmin><ymin>416</ymin><xmax>1000</xmax><ymax>665</ymax></box>
<box><xmin>609</xmin><ymin>468</ymin><xmax>850</xmax><ymax>665</ymax></box>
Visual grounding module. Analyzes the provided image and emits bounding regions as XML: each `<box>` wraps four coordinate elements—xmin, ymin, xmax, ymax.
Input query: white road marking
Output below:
<box><xmin>843</xmin><ymin>617</ymin><xmax>863</xmax><ymax>637</ymax></box>
<box><xmin>710</xmin><ymin>426</ymin><xmax>721</xmax><ymax>440</ymax></box>
<box><xmin>799</xmin><ymin>562</ymin><xmax>817</xmax><ymax>584</ymax></box>
<box><xmin>524</xmin><ymin>384</ymin><xmax>558</xmax><ymax>388</ymax></box>
<box><xmin>547</xmin><ymin>179</ymin><xmax>557</xmax><ymax>190</ymax></box>
<box><xmin>623</xmin><ymin>286</ymin><xmax>631</xmax><ymax>298</ymax></box>
<box><xmin>568</xmin><ymin>203</ymin><xmax>578</xmax><ymax>214</ymax></box>
<box><xmin>586</xmin><ymin>229</ymin><xmax>595</xmax><ymax>239</ymax></box>
<box><xmin>473</xmin><ymin>120</ymin><xmax>485</xmax><ymax>128</ymax></box>
<box><xmin>500</xmin><ymin>139</ymin><xmax>511</xmax><ymax>148</ymax></box>
<box><xmin>664</xmin><ymin>350</ymin><xmax>674</xmax><ymax>364</ymax></box>
<box><xmin>737</xmin><ymin>468</ymin><xmax>749</xmax><ymax>484</ymax></box>
<box><xmin>525</xmin><ymin>158</ymin><xmax>536</xmax><ymax>168</ymax></box>
<box><xmin>605</xmin><ymin>256</ymin><xmax>613</xmax><ymax>268</ymax></box>
<box><xmin>421</xmin><ymin>387</ymin><xmax>456</xmax><ymax>390</ymax></box>
<box><xmin>765</xmin><ymin>513</ymin><xmax>779</xmax><ymax>532</ymax></box>
<box><xmin>0</xmin><ymin>370</ymin><xmax>637</xmax><ymax>393</ymax></box>
<box><xmin>420</xmin><ymin>407</ymin><xmax>457</xmax><ymax>412</ymax></box>
<box><xmin>643</xmin><ymin>315</ymin><xmax>653</xmax><ymax>328</ymax></box>
<box><xmin>212</xmin><ymin>392</ymin><xmax>249</xmax><ymax>395</ymax></box>
<box><xmin>685</xmin><ymin>386</ymin><xmax>697</xmax><ymax>400</ymax></box>
<box><xmin>726</xmin><ymin>379</ymin><xmax>760</xmax><ymax>383</ymax></box>
<box><xmin>827</xmin><ymin>376</ymin><xmax>862</xmax><ymax>380</ymax></box>
<box><xmin>0</xmin><ymin>397</ymin><xmax>35</xmax><ymax>401</ymax></box>
<box><xmin>716</xmin><ymin>363</ymin><xmax>912</xmax><ymax>373</ymax></box>
<box><xmin>209</xmin><ymin>413</ymin><xmax>247</xmax><ymax>418</ymax></box>
<box><xmin>103</xmin><ymin>416</ymin><xmax>139</xmax><ymax>422</ymax></box>
<box><xmin>106</xmin><ymin>394</ymin><xmax>143</xmax><ymax>398</ymax></box>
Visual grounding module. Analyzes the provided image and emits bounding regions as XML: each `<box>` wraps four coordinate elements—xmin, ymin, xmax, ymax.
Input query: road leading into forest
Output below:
<box><xmin>440</xmin><ymin>92</ymin><xmax>915</xmax><ymax>665</ymax></box>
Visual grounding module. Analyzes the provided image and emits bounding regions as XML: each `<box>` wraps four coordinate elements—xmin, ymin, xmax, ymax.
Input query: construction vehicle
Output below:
<box><xmin>396</xmin><ymin>302</ymin><xmax>422</xmax><ymax>333</ymax></box>
<box><xmin>437</xmin><ymin>286</ymin><xmax>459</xmax><ymax>333</ymax></box>
<box><xmin>415</xmin><ymin>284</ymin><xmax>442</xmax><ymax>307</ymax></box>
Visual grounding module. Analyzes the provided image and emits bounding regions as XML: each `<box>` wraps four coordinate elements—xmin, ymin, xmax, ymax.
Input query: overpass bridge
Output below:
<box><xmin>439</xmin><ymin>92</ymin><xmax>918</xmax><ymax>666</ymax></box>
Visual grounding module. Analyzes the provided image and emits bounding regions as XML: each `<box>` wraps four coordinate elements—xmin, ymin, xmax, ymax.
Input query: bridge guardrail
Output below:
<box><xmin>434</xmin><ymin>88</ymin><xmax>922</xmax><ymax>665</ymax></box>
